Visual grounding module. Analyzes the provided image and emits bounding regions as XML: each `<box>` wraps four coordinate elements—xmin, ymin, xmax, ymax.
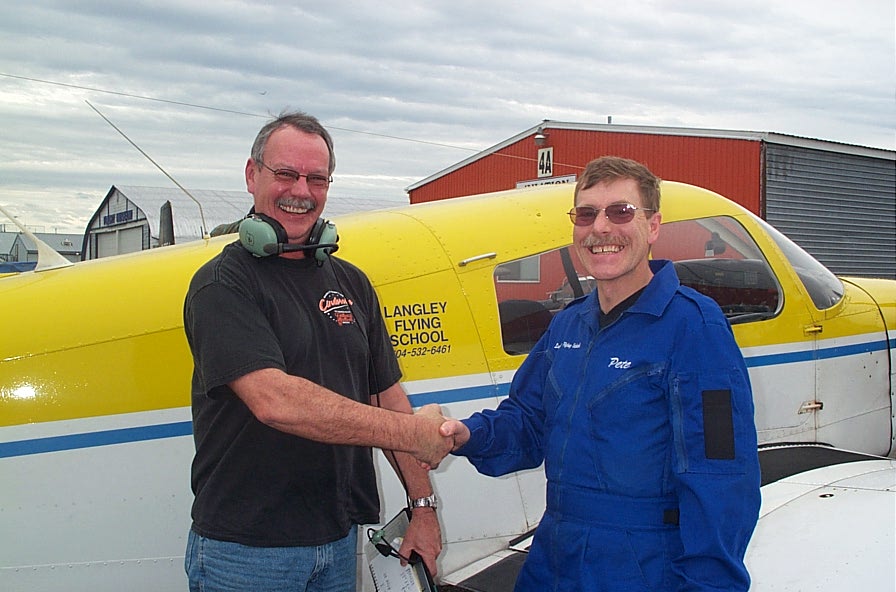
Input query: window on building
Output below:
<box><xmin>495</xmin><ymin>255</ymin><xmax>541</xmax><ymax>283</ymax></box>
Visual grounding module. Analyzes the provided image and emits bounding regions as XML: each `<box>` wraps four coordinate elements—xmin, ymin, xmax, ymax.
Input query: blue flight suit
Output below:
<box><xmin>455</xmin><ymin>260</ymin><xmax>760</xmax><ymax>591</ymax></box>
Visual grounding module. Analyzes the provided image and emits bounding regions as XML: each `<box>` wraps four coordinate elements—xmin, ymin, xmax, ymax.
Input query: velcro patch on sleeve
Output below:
<box><xmin>702</xmin><ymin>389</ymin><xmax>735</xmax><ymax>460</ymax></box>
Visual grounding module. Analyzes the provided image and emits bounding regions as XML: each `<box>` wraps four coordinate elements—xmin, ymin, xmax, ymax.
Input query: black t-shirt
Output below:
<box><xmin>598</xmin><ymin>287</ymin><xmax>647</xmax><ymax>329</ymax></box>
<box><xmin>183</xmin><ymin>242</ymin><xmax>401</xmax><ymax>546</ymax></box>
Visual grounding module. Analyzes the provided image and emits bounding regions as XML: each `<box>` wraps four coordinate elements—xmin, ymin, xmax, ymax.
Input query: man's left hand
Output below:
<box><xmin>397</xmin><ymin>507</ymin><xmax>442</xmax><ymax>577</ymax></box>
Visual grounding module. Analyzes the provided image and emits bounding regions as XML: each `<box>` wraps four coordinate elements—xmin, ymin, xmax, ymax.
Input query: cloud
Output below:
<box><xmin>0</xmin><ymin>0</ymin><xmax>893</xmax><ymax>233</ymax></box>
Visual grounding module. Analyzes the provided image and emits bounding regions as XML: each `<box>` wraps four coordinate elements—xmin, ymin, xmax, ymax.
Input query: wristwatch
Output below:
<box><xmin>410</xmin><ymin>494</ymin><xmax>438</xmax><ymax>510</ymax></box>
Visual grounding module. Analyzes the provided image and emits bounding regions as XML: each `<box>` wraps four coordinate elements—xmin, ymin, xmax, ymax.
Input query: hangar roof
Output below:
<box><xmin>95</xmin><ymin>185</ymin><xmax>407</xmax><ymax>242</ymax></box>
<box><xmin>407</xmin><ymin>120</ymin><xmax>895</xmax><ymax>192</ymax></box>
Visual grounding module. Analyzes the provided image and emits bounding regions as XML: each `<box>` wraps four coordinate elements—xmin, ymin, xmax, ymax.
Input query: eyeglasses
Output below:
<box><xmin>568</xmin><ymin>203</ymin><xmax>656</xmax><ymax>226</ymax></box>
<box><xmin>258</xmin><ymin>161</ymin><xmax>332</xmax><ymax>189</ymax></box>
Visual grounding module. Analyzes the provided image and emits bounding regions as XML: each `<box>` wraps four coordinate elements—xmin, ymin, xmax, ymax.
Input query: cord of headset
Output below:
<box><xmin>238</xmin><ymin>210</ymin><xmax>412</xmax><ymax>499</ymax></box>
<box><xmin>327</xmin><ymin>260</ymin><xmax>426</xmax><ymax>565</ymax></box>
<box><xmin>243</xmin><ymin>213</ymin><xmax>419</xmax><ymax>559</ymax></box>
<box><xmin>325</xmin><ymin>261</ymin><xmax>411</xmax><ymax>492</ymax></box>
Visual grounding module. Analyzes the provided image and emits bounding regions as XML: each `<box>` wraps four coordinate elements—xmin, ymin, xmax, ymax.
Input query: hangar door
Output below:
<box><xmin>93</xmin><ymin>225</ymin><xmax>144</xmax><ymax>258</ymax></box>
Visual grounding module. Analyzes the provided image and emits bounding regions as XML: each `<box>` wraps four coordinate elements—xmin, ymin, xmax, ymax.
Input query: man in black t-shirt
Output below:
<box><xmin>183</xmin><ymin>111</ymin><xmax>449</xmax><ymax>592</ymax></box>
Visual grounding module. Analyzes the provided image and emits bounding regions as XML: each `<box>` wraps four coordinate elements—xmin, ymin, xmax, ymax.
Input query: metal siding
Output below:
<box><xmin>553</xmin><ymin>131</ymin><xmax>762</xmax><ymax>212</ymax></box>
<box><xmin>411</xmin><ymin>139</ymin><xmax>534</xmax><ymax>202</ymax></box>
<box><xmin>765</xmin><ymin>144</ymin><xmax>896</xmax><ymax>279</ymax></box>
<box><xmin>410</xmin><ymin>130</ymin><xmax>763</xmax><ymax>214</ymax></box>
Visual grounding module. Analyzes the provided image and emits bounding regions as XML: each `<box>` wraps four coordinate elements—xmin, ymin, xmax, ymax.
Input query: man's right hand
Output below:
<box><xmin>413</xmin><ymin>404</ymin><xmax>455</xmax><ymax>470</ymax></box>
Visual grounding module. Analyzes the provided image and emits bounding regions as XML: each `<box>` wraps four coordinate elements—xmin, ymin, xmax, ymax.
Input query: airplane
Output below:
<box><xmin>1</xmin><ymin>180</ymin><xmax>894</xmax><ymax>591</ymax></box>
<box><xmin>743</xmin><ymin>447</ymin><xmax>895</xmax><ymax>591</ymax></box>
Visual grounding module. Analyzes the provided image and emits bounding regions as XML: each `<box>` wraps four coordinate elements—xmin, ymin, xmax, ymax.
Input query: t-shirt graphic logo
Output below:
<box><xmin>319</xmin><ymin>290</ymin><xmax>355</xmax><ymax>326</ymax></box>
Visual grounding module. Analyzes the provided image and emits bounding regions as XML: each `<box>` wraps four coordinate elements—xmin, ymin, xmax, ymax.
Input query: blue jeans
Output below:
<box><xmin>185</xmin><ymin>528</ymin><xmax>357</xmax><ymax>592</ymax></box>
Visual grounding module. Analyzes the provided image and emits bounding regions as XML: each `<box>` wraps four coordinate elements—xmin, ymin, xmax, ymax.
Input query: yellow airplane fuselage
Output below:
<box><xmin>1</xmin><ymin>181</ymin><xmax>893</xmax><ymax>591</ymax></box>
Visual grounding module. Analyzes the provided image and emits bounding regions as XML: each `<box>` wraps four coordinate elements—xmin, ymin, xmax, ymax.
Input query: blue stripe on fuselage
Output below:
<box><xmin>0</xmin><ymin>421</ymin><xmax>193</xmax><ymax>458</ymax></box>
<box><xmin>745</xmin><ymin>335</ymin><xmax>893</xmax><ymax>367</ymax></box>
<box><xmin>1</xmin><ymin>336</ymin><xmax>891</xmax><ymax>458</ymax></box>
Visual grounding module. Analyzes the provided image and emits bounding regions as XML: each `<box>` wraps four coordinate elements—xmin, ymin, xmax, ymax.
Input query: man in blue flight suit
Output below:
<box><xmin>439</xmin><ymin>156</ymin><xmax>761</xmax><ymax>591</ymax></box>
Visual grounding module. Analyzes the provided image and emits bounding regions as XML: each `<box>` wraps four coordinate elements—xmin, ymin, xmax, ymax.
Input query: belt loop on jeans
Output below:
<box><xmin>547</xmin><ymin>482</ymin><xmax>679</xmax><ymax>529</ymax></box>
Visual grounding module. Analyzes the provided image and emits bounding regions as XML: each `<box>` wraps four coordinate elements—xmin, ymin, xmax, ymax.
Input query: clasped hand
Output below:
<box><xmin>412</xmin><ymin>404</ymin><xmax>470</xmax><ymax>470</ymax></box>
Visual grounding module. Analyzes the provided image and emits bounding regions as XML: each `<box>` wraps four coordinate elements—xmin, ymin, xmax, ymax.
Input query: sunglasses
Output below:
<box><xmin>568</xmin><ymin>203</ymin><xmax>656</xmax><ymax>226</ymax></box>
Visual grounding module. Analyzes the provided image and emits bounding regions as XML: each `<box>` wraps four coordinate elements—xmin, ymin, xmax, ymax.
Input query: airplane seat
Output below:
<box><xmin>499</xmin><ymin>299</ymin><xmax>553</xmax><ymax>355</ymax></box>
<box><xmin>673</xmin><ymin>258</ymin><xmax>779</xmax><ymax>316</ymax></box>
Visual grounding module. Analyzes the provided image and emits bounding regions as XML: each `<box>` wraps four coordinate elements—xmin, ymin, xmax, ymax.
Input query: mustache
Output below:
<box><xmin>581</xmin><ymin>235</ymin><xmax>629</xmax><ymax>248</ymax></box>
<box><xmin>276</xmin><ymin>197</ymin><xmax>316</xmax><ymax>211</ymax></box>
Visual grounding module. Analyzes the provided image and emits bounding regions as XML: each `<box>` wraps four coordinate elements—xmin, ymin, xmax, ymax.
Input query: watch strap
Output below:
<box><xmin>410</xmin><ymin>494</ymin><xmax>437</xmax><ymax>509</ymax></box>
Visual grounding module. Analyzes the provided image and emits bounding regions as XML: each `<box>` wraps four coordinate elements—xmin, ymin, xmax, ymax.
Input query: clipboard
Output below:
<box><xmin>365</xmin><ymin>508</ymin><xmax>438</xmax><ymax>592</ymax></box>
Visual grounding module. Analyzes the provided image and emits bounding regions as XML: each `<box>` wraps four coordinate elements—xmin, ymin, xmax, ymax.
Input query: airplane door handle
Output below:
<box><xmin>459</xmin><ymin>252</ymin><xmax>497</xmax><ymax>267</ymax></box>
<box><xmin>798</xmin><ymin>400</ymin><xmax>824</xmax><ymax>414</ymax></box>
<box><xmin>804</xmin><ymin>325</ymin><xmax>823</xmax><ymax>334</ymax></box>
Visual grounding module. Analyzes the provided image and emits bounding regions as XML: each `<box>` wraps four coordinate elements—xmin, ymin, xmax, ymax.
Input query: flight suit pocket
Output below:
<box><xmin>670</xmin><ymin>371</ymin><xmax>749</xmax><ymax>475</ymax></box>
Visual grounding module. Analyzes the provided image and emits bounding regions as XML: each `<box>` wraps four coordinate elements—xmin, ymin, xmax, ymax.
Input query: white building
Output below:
<box><xmin>0</xmin><ymin>231</ymin><xmax>82</xmax><ymax>267</ymax></box>
<box><xmin>82</xmin><ymin>185</ymin><xmax>406</xmax><ymax>260</ymax></box>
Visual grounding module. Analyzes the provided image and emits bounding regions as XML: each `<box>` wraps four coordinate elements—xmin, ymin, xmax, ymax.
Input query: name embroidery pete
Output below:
<box><xmin>608</xmin><ymin>357</ymin><xmax>632</xmax><ymax>369</ymax></box>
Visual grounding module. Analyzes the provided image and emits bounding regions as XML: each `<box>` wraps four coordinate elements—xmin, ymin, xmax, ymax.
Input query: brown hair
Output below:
<box><xmin>574</xmin><ymin>156</ymin><xmax>661</xmax><ymax>212</ymax></box>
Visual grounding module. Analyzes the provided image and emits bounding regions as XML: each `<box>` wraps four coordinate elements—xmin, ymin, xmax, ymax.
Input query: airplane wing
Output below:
<box><xmin>746</xmin><ymin>449</ymin><xmax>895</xmax><ymax>591</ymax></box>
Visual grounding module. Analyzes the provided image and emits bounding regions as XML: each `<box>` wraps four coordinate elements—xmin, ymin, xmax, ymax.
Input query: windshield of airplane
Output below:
<box><xmin>752</xmin><ymin>216</ymin><xmax>844</xmax><ymax>310</ymax></box>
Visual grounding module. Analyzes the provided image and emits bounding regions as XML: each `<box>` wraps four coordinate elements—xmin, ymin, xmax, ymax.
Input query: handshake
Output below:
<box><xmin>409</xmin><ymin>404</ymin><xmax>469</xmax><ymax>470</ymax></box>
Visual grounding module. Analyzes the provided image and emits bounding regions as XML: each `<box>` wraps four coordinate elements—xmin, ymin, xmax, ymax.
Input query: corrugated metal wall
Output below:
<box><xmin>764</xmin><ymin>143</ymin><xmax>896</xmax><ymax>279</ymax></box>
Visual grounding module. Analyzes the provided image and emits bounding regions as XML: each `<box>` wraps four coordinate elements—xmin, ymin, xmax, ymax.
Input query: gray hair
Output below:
<box><xmin>250</xmin><ymin>110</ymin><xmax>336</xmax><ymax>175</ymax></box>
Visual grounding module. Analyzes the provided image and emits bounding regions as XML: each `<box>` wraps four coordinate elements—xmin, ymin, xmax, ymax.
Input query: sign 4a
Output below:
<box><xmin>538</xmin><ymin>147</ymin><xmax>553</xmax><ymax>178</ymax></box>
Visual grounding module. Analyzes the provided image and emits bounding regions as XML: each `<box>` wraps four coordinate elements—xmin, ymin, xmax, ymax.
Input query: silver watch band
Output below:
<box><xmin>410</xmin><ymin>494</ymin><xmax>437</xmax><ymax>509</ymax></box>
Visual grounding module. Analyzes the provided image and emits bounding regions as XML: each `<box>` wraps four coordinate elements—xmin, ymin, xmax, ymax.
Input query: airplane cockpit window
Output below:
<box><xmin>652</xmin><ymin>216</ymin><xmax>782</xmax><ymax>325</ymax></box>
<box><xmin>494</xmin><ymin>248</ymin><xmax>594</xmax><ymax>355</ymax></box>
<box><xmin>492</xmin><ymin>215</ymin><xmax>786</xmax><ymax>355</ymax></box>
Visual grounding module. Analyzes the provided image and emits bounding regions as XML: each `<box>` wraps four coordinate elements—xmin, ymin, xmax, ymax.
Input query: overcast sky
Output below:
<box><xmin>1</xmin><ymin>0</ymin><xmax>893</xmax><ymax>233</ymax></box>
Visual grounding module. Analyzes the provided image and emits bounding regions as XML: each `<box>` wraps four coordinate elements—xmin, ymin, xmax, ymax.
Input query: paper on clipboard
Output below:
<box><xmin>368</xmin><ymin>550</ymin><xmax>425</xmax><ymax>592</ymax></box>
<box><xmin>365</xmin><ymin>509</ymin><xmax>437</xmax><ymax>592</ymax></box>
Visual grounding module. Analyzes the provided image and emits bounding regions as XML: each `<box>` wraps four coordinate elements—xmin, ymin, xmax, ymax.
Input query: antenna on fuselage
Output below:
<box><xmin>85</xmin><ymin>100</ymin><xmax>211</xmax><ymax>240</ymax></box>
<box><xmin>0</xmin><ymin>203</ymin><xmax>74</xmax><ymax>271</ymax></box>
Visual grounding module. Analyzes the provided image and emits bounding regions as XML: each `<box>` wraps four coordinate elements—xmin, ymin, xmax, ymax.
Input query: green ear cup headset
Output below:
<box><xmin>239</xmin><ymin>213</ymin><xmax>338</xmax><ymax>263</ymax></box>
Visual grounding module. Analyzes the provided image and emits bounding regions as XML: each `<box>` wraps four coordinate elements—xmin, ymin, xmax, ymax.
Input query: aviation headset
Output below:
<box><xmin>238</xmin><ymin>212</ymin><xmax>339</xmax><ymax>263</ymax></box>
